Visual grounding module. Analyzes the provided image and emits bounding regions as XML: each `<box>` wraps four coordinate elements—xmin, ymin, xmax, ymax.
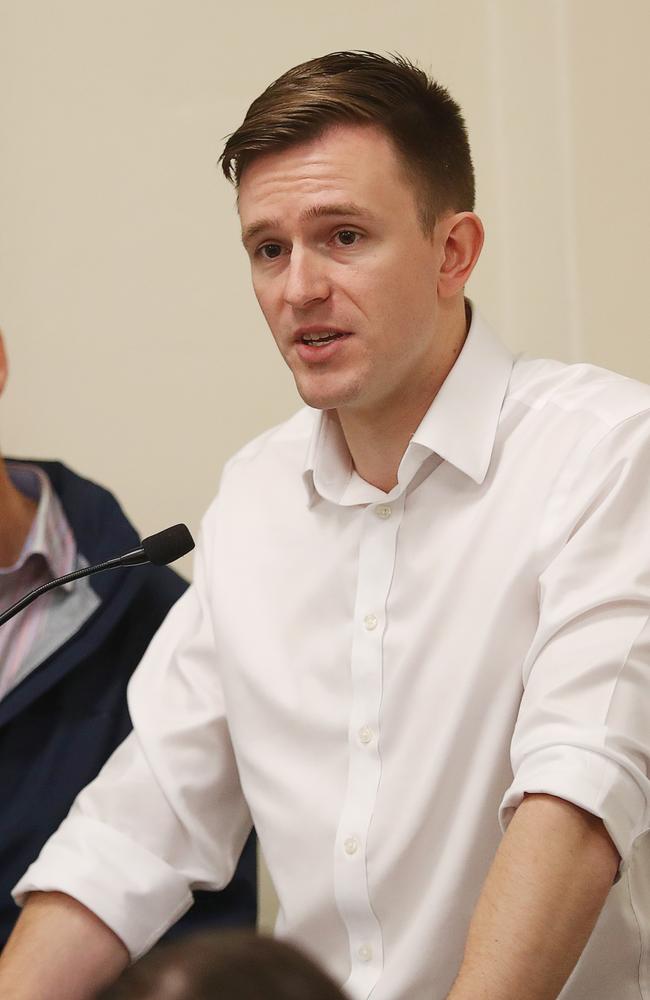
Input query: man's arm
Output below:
<box><xmin>447</xmin><ymin>793</ymin><xmax>620</xmax><ymax>1000</ymax></box>
<box><xmin>0</xmin><ymin>891</ymin><xmax>129</xmax><ymax>1000</ymax></box>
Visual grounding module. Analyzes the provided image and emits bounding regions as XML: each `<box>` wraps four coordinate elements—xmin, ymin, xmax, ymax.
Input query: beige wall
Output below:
<box><xmin>1</xmin><ymin>0</ymin><xmax>649</xmax><ymax>930</ymax></box>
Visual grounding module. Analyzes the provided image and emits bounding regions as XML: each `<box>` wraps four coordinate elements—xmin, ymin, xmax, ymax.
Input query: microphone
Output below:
<box><xmin>0</xmin><ymin>523</ymin><xmax>194</xmax><ymax>628</ymax></box>
<box><xmin>118</xmin><ymin>523</ymin><xmax>195</xmax><ymax>567</ymax></box>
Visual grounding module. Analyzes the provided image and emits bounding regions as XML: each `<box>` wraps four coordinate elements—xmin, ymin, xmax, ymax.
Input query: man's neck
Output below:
<box><xmin>0</xmin><ymin>458</ymin><xmax>38</xmax><ymax>568</ymax></box>
<box><xmin>335</xmin><ymin>386</ymin><xmax>439</xmax><ymax>494</ymax></box>
<box><xmin>337</xmin><ymin>300</ymin><xmax>469</xmax><ymax>493</ymax></box>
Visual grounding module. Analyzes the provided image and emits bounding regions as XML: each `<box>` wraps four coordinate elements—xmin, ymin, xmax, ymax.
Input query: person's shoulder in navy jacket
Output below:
<box><xmin>0</xmin><ymin>458</ymin><xmax>256</xmax><ymax>949</ymax></box>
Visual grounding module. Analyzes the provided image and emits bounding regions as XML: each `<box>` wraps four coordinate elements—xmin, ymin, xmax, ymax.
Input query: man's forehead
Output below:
<box><xmin>238</xmin><ymin>121</ymin><xmax>395</xmax><ymax>185</ymax></box>
<box><xmin>237</xmin><ymin>124</ymin><xmax>404</xmax><ymax>235</ymax></box>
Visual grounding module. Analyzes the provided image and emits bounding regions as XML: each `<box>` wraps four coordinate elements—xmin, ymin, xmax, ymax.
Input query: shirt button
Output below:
<box><xmin>358</xmin><ymin>944</ymin><xmax>373</xmax><ymax>962</ymax></box>
<box><xmin>363</xmin><ymin>613</ymin><xmax>378</xmax><ymax>631</ymax></box>
<box><xmin>359</xmin><ymin>726</ymin><xmax>374</xmax><ymax>745</ymax></box>
<box><xmin>375</xmin><ymin>504</ymin><xmax>392</xmax><ymax>520</ymax></box>
<box><xmin>344</xmin><ymin>836</ymin><xmax>359</xmax><ymax>856</ymax></box>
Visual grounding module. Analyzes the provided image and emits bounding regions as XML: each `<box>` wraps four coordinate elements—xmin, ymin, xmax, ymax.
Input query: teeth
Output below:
<box><xmin>302</xmin><ymin>331</ymin><xmax>341</xmax><ymax>346</ymax></box>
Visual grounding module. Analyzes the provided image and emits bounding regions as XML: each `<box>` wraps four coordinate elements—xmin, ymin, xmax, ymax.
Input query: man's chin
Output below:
<box><xmin>293</xmin><ymin>377</ymin><xmax>362</xmax><ymax>412</ymax></box>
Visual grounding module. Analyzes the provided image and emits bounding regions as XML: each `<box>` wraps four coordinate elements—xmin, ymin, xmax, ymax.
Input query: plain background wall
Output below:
<box><xmin>1</xmin><ymin>0</ymin><xmax>649</xmax><ymax>930</ymax></box>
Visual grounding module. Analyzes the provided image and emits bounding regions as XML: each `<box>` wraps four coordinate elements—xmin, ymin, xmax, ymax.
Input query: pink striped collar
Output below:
<box><xmin>3</xmin><ymin>463</ymin><xmax>77</xmax><ymax>589</ymax></box>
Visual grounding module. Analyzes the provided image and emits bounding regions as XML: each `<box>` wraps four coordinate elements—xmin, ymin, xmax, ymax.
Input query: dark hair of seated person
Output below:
<box><xmin>96</xmin><ymin>929</ymin><xmax>348</xmax><ymax>1000</ymax></box>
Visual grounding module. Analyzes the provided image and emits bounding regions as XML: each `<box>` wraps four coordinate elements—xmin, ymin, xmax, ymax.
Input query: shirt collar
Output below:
<box><xmin>4</xmin><ymin>463</ymin><xmax>78</xmax><ymax>586</ymax></box>
<box><xmin>302</xmin><ymin>307</ymin><xmax>514</xmax><ymax>506</ymax></box>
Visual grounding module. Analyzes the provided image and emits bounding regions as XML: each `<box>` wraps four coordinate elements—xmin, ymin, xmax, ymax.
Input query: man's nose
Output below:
<box><xmin>283</xmin><ymin>247</ymin><xmax>330</xmax><ymax>309</ymax></box>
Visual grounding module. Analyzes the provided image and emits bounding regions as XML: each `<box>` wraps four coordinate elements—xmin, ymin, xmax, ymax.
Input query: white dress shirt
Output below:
<box><xmin>15</xmin><ymin>311</ymin><xmax>650</xmax><ymax>1000</ymax></box>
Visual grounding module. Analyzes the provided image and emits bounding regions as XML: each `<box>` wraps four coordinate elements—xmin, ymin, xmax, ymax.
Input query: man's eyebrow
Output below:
<box><xmin>241</xmin><ymin>202</ymin><xmax>374</xmax><ymax>247</ymax></box>
<box><xmin>301</xmin><ymin>201</ymin><xmax>373</xmax><ymax>223</ymax></box>
<box><xmin>241</xmin><ymin>217</ymin><xmax>281</xmax><ymax>247</ymax></box>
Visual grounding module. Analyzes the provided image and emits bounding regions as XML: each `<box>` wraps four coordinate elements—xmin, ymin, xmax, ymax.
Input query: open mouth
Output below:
<box><xmin>300</xmin><ymin>331</ymin><xmax>349</xmax><ymax>347</ymax></box>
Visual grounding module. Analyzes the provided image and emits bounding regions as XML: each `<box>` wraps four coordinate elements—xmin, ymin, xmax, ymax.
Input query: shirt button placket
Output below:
<box><xmin>336</xmin><ymin>496</ymin><xmax>404</xmax><ymax>999</ymax></box>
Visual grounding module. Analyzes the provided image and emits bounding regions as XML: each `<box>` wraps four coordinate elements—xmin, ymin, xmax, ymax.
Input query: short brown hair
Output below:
<box><xmin>220</xmin><ymin>50</ymin><xmax>475</xmax><ymax>232</ymax></box>
<box><xmin>97</xmin><ymin>930</ymin><xmax>347</xmax><ymax>1000</ymax></box>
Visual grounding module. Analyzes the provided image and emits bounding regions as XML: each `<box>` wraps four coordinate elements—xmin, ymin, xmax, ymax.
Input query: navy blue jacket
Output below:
<box><xmin>0</xmin><ymin>461</ymin><xmax>256</xmax><ymax>947</ymax></box>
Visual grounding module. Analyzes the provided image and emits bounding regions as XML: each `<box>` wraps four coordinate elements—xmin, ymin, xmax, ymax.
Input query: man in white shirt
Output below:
<box><xmin>1</xmin><ymin>51</ymin><xmax>647</xmax><ymax>1000</ymax></box>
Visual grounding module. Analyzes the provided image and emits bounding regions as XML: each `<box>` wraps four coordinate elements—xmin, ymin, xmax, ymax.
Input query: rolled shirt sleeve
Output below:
<box><xmin>13</xmin><ymin>503</ymin><xmax>252</xmax><ymax>959</ymax></box>
<box><xmin>500</xmin><ymin>412</ymin><xmax>650</xmax><ymax>866</ymax></box>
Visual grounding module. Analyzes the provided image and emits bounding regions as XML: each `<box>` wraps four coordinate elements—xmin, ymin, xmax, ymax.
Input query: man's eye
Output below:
<box><xmin>336</xmin><ymin>230</ymin><xmax>359</xmax><ymax>246</ymax></box>
<box><xmin>259</xmin><ymin>243</ymin><xmax>283</xmax><ymax>260</ymax></box>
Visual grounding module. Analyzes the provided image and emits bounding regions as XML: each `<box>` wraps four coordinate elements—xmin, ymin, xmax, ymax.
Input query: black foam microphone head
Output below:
<box><xmin>141</xmin><ymin>524</ymin><xmax>195</xmax><ymax>566</ymax></box>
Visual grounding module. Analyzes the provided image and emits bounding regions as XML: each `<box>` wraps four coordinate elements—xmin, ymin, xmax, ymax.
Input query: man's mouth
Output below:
<box><xmin>297</xmin><ymin>329</ymin><xmax>351</xmax><ymax>347</ymax></box>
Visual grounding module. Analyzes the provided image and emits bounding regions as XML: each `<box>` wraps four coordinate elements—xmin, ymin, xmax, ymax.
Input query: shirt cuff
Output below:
<box><xmin>12</xmin><ymin>814</ymin><xmax>194</xmax><ymax>960</ymax></box>
<box><xmin>499</xmin><ymin>744</ymin><xmax>650</xmax><ymax>866</ymax></box>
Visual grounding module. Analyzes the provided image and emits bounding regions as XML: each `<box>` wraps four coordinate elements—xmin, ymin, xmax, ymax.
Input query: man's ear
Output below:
<box><xmin>0</xmin><ymin>333</ymin><xmax>7</xmax><ymax>397</ymax></box>
<box><xmin>437</xmin><ymin>212</ymin><xmax>484</xmax><ymax>298</ymax></box>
